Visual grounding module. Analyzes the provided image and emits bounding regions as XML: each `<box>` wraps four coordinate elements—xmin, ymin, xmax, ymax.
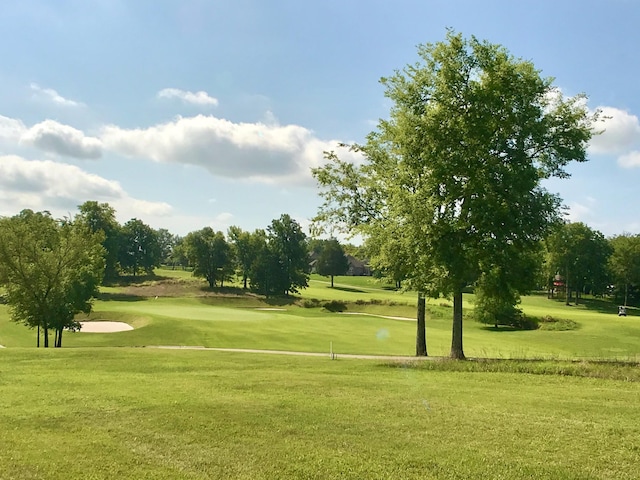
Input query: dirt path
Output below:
<box><xmin>339</xmin><ymin>312</ymin><xmax>415</xmax><ymax>321</ymax></box>
<box><xmin>153</xmin><ymin>345</ymin><xmax>433</xmax><ymax>361</ymax></box>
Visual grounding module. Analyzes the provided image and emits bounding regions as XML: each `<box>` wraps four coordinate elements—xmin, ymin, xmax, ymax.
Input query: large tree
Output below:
<box><xmin>545</xmin><ymin>222</ymin><xmax>611</xmax><ymax>304</ymax></box>
<box><xmin>228</xmin><ymin>226</ymin><xmax>265</xmax><ymax>289</ymax></box>
<box><xmin>119</xmin><ymin>218</ymin><xmax>161</xmax><ymax>277</ymax></box>
<box><xmin>313</xmin><ymin>32</ymin><xmax>596</xmax><ymax>359</ymax></box>
<box><xmin>0</xmin><ymin>210</ymin><xmax>104</xmax><ymax>347</ymax></box>
<box><xmin>250</xmin><ymin>215</ymin><xmax>309</xmax><ymax>296</ymax></box>
<box><xmin>184</xmin><ymin>228</ymin><xmax>233</xmax><ymax>288</ymax></box>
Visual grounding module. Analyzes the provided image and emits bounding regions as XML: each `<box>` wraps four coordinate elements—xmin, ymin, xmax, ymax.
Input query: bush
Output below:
<box><xmin>538</xmin><ymin>315</ymin><xmax>579</xmax><ymax>331</ymax></box>
<box><xmin>323</xmin><ymin>300</ymin><xmax>347</xmax><ymax>312</ymax></box>
<box><xmin>301</xmin><ymin>298</ymin><xmax>322</xmax><ymax>308</ymax></box>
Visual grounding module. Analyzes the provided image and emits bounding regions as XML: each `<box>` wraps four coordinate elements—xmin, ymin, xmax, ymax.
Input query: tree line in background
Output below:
<box><xmin>2</xmin><ymin>199</ymin><xmax>640</xmax><ymax>349</ymax></box>
<box><xmin>0</xmin><ymin>201</ymin><xmax>353</xmax><ymax>347</ymax></box>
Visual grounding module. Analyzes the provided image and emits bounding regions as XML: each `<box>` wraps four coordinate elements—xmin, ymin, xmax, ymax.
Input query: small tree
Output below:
<box><xmin>0</xmin><ymin>210</ymin><xmax>104</xmax><ymax>347</ymax></box>
<box><xmin>315</xmin><ymin>239</ymin><xmax>349</xmax><ymax>287</ymax></box>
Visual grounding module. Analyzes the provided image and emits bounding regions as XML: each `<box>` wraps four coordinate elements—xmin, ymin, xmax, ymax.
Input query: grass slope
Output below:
<box><xmin>1</xmin><ymin>348</ymin><xmax>639</xmax><ymax>480</ymax></box>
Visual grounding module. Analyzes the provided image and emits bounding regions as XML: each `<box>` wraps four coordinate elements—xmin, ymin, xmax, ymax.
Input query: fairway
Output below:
<box><xmin>2</xmin><ymin>272</ymin><xmax>640</xmax><ymax>359</ymax></box>
<box><xmin>2</xmin><ymin>274</ymin><xmax>640</xmax><ymax>478</ymax></box>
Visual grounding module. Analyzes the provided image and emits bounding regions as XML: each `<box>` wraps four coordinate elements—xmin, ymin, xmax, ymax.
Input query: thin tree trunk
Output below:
<box><xmin>330</xmin><ymin>275</ymin><xmax>334</xmax><ymax>288</ymax></box>
<box><xmin>243</xmin><ymin>275</ymin><xmax>248</xmax><ymax>289</ymax></box>
<box><xmin>565</xmin><ymin>267</ymin><xmax>570</xmax><ymax>306</ymax></box>
<box><xmin>37</xmin><ymin>325</ymin><xmax>40</xmax><ymax>348</ymax></box>
<box><xmin>625</xmin><ymin>282</ymin><xmax>629</xmax><ymax>307</ymax></box>
<box><xmin>55</xmin><ymin>328</ymin><xmax>63</xmax><ymax>348</ymax></box>
<box><xmin>43</xmin><ymin>324</ymin><xmax>49</xmax><ymax>348</ymax></box>
<box><xmin>416</xmin><ymin>292</ymin><xmax>427</xmax><ymax>357</ymax></box>
<box><xmin>450</xmin><ymin>288</ymin><xmax>465</xmax><ymax>359</ymax></box>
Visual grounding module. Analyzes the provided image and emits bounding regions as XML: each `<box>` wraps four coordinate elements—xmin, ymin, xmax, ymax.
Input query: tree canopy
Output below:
<box><xmin>0</xmin><ymin>210</ymin><xmax>104</xmax><ymax>347</ymax></box>
<box><xmin>313</xmin><ymin>31</ymin><xmax>597</xmax><ymax>358</ymax></box>
<box><xmin>315</xmin><ymin>238</ymin><xmax>349</xmax><ymax>287</ymax></box>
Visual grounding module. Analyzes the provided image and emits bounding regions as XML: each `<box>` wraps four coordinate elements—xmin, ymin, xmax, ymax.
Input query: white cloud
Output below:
<box><xmin>589</xmin><ymin>107</ymin><xmax>640</xmax><ymax>155</ymax></box>
<box><xmin>20</xmin><ymin>120</ymin><xmax>103</xmax><ymax>159</ymax></box>
<box><xmin>157</xmin><ymin>88</ymin><xmax>219</xmax><ymax>107</ymax></box>
<box><xmin>0</xmin><ymin>115</ymin><xmax>26</xmax><ymax>141</ymax></box>
<box><xmin>0</xmin><ymin>155</ymin><xmax>171</xmax><ymax>220</ymax></box>
<box><xmin>618</xmin><ymin>151</ymin><xmax>640</xmax><ymax>168</ymax></box>
<box><xmin>100</xmin><ymin>114</ymin><xmax>361</xmax><ymax>184</ymax></box>
<box><xmin>30</xmin><ymin>83</ymin><xmax>85</xmax><ymax>107</ymax></box>
<box><xmin>566</xmin><ymin>202</ymin><xmax>592</xmax><ymax>223</ymax></box>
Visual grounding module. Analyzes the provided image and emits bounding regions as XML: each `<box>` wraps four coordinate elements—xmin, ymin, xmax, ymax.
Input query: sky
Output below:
<box><xmin>1</xmin><ymin>0</ymin><xmax>639</xmax><ymax>239</ymax></box>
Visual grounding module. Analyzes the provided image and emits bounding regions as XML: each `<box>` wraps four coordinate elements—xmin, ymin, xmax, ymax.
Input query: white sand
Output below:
<box><xmin>79</xmin><ymin>321</ymin><xmax>134</xmax><ymax>333</ymax></box>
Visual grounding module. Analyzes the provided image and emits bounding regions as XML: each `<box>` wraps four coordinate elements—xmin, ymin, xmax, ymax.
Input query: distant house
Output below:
<box><xmin>346</xmin><ymin>255</ymin><xmax>371</xmax><ymax>276</ymax></box>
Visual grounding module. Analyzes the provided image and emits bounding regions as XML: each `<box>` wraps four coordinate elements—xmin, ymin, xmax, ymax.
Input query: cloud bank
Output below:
<box><xmin>21</xmin><ymin>120</ymin><xmax>103</xmax><ymax>159</ymax></box>
<box><xmin>0</xmin><ymin>155</ymin><xmax>171</xmax><ymax>218</ymax></box>
<box><xmin>100</xmin><ymin>114</ymin><xmax>359</xmax><ymax>184</ymax></box>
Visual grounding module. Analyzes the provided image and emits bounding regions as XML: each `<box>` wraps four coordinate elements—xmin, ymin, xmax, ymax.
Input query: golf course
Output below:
<box><xmin>1</xmin><ymin>269</ymin><xmax>639</xmax><ymax>479</ymax></box>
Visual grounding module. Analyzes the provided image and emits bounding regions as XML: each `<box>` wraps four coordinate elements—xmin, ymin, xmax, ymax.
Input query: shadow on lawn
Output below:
<box><xmin>331</xmin><ymin>285</ymin><xmax>365</xmax><ymax>294</ymax></box>
<box><xmin>546</xmin><ymin>295</ymin><xmax>637</xmax><ymax>317</ymax></box>
<box><xmin>96</xmin><ymin>292</ymin><xmax>145</xmax><ymax>302</ymax></box>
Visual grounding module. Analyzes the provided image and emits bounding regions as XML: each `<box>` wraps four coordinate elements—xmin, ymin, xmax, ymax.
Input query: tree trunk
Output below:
<box><xmin>55</xmin><ymin>328</ymin><xmax>63</xmax><ymax>348</ymax></box>
<box><xmin>565</xmin><ymin>267</ymin><xmax>570</xmax><ymax>306</ymax></box>
<box><xmin>37</xmin><ymin>325</ymin><xmax>40</xmax><ymax>348</ymax></box>
<box><xmin>330</xmin><ymin>275</ymin><xmax>334</xmax><ymax>288</ymax></box>
<box><xmin>450</xmin><ymin>288</ymin><xmax>465</xmax><ymax>359</ymax></box>
<box><xmin>243</xmin><ymin>275</ymin><xmax>248</xmax><ymax>289</ymax></box>
<box><xmin>416</xmin><ymin>292</ymin><xmax>427</xmax><ymax>356</ymax></box>
<box><xmin>625</xmin><ymin>282</ymin><xmax>629</xmax><ymax>307</ymax></box>
<box><xmin>43</xmin><ymin>324</ymin><xmax>49</xmax><ymax>348</ymax></box>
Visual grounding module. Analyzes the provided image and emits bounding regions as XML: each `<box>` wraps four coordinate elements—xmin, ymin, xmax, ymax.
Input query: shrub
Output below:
<box><xmin>323</xmin><ymin>300</ymin><xmax>347</xmax><ymax>312</ymax></box>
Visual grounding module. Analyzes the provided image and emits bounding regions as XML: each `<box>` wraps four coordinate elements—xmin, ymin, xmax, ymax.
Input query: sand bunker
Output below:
<box><xmin>79</xmin><ymin>321</ymin><xmax>134</xmax><ymax>333</ymax></box>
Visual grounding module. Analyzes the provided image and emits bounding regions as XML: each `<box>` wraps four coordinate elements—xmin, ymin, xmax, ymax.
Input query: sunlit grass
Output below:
<box><xmin>1</xmin><ymin>348</ymin><xmax>639</xmax><ymax>479</ymax></box>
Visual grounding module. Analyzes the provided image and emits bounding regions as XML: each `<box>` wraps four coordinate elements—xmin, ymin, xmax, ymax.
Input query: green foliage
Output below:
<box><xmin>537</xmin><ymin>315</ymin><xmax>579</xmax><ymax>331</ymax></box>
<box><xmin>545</xmin><ymin>222</ymin><xmax>612</xmax><ymax>303</ymax></box>
<box><xmin>322</xmin><ymin>299</ymin><xmax>347</xmax><ymax>312</ymax></box>
<box><xmin>313</xmin><ymin>31</ymin><xmax>597</xmax><ymax>359</ymax></box>
<box><xmin>609</xmin><ymin>233</ymin><xmax>640</xmax><ymax>306</ymax></box>
<box><xmin>315</xmin><ymin>238</ymin><xmax>349</xmax><ymax>286</ymax></box>
<box><xmin>119</xmin><ymin>218</ymin><xmax>161</xmax><ymax>277</ymax></box>
<box><xmin>184</xmin><ymin>228</ymin><xmax>233</xmax><ymax>288</ymax></box>
<box><xmin>0</xmin><ymin>209</ymin><xmax>104</xmax><ymax>347</ymax></box>
<box><xmin>250</xmin><ymin>214</ymin><xmax>310</xmax><ymax>296</ymax></box>
<box><xmin>227</xmin><ymin>226</ymin><xmax>265</xmax><ymax>289</ymax></box>
<box><xmin>77</xmin><ymin>200</ymin><xmax>121</xmax><ymax>280</ymax></box>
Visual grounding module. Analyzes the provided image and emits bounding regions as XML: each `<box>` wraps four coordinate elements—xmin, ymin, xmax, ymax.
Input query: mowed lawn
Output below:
<box><xmin>2</xmin><ymin>271</ymin><xmax>640</xmax><ymax>359</ymax></box>
<box><xmin>1</xmin><ymin>348</ymin><xmax>639</xmax><ymax>480</ymax></box>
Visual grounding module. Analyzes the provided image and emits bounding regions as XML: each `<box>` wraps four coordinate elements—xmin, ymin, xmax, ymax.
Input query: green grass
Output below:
<box><xmin>3</xmin><ymin>273</ymin><xmax>640</xmax><ymax>478</ymax></box>
<box><xmin>1</xmin><ymin>348</ymin><xmax>640</xmax><ymax>479</ymax></box>
<box><xmin>3</xmin><ymin>273</ymin><xmax>640</xmax><ymax>359</ymax></box>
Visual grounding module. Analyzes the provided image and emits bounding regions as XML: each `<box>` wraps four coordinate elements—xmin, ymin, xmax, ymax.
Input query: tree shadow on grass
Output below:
<box><xmin>545</xmin><ymin>295</ymin><xmax>637</xmax><ymax>317</ymax></box>
<box><xmin>331</xmin><ymin>286</ymin><xmax>365</xmax><ymax>293</ymax></box>
<box><xmin>102</xmin><ymin>273</ymin><xmax>172</xmax><ymax>287</ymax></box>
<box><xmin>96</xmin><ymin>292</ymin><xmax>145</xmax><ymax>302</ymax></box>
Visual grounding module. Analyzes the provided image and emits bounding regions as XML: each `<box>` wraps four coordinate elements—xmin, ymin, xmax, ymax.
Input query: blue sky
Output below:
<box><xmin>1</xmin><ymin>0</ymin><xmax>639</xmax><ymax>238</ymax></box>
